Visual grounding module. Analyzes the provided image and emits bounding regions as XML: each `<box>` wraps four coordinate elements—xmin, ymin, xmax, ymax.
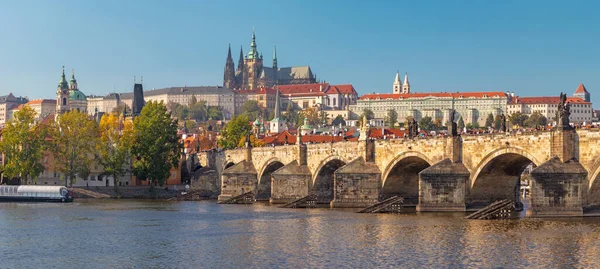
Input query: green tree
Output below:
<box><xmin>189</xmin><ymin>95</ymin><xmax>198</xmax><ymax>106</ymax></box>
<box><xmin>485</xmin><ymin>113</ymin><xmax>494</xmax><ymax>128</ymax></box>
<box><xmin>188</xmin><ymin>101</ymin><xmax>207</xmax><ymax>121</ymax></box>
<box><xmin>218</xmin><ymin>114</ymin><xmax>252</xmax><ymax>149</ymax></box>
<box><xmin>241</xmin><ymin>100</ymin><xmax>262</xmax><ymax>121</ymax></box>
<box><xmin>385</xmin><ymin>109</ymin><xmax>398</xmax><ymax>128</ymax></box>
<box><xmin>524</xmin><ymin>112</ymin><xmax>548</xmax><ymax>128</ymax></box>
<box><xmin>132</xmin><ymin>101</ymin><xmax>182</xmax><ymax>187</ymax></box>
<box><xmin>0</xmin><ymin>105</ymin><xmax>47</xmax><ymax>184</ymax></box>
<box><xmin>49</xmin><ymin>110</ymin><xmax>99</xmax><ymax>186</ymax></box>
<box><xmin>207</xmin><ymin>106</ymin><xmax>223</xmax><ymax>120</ymax></box>
<box><xmin>304</xmin><ymin>107</ymin><xmax>321</xmax><ymax>126</ymax></box>
<box><xmin>96</xmin><ymin>113</ymin><xmax>135</xmax><ymax>193</ymax></box>
<box><xmin>358</xmin><ymin>109</ymin><xmax>375</xmax><ymax>127</ymax></box>
<box><xmin>508</xmin><ymin>112</ymin><xmax>529</xmax><ymax>127</ymax></box>
<box><xmin>418</xmin><ymin>116</ymin><xmax>434</xmax><ymax>131</ymax></box>
<box><xmin>457</xmin><ymin>116</ymin><xmax>465</xmax><ymax>130</ymax></box>
<box><xmin>332</xmin><ymin>115</ymin><xmax>346</xmax><ymax>126</ymax></box>
<box><xmin>493</xmin><ymin>114</ymin><xmax>503</xmax><ymax>130</ymax></box>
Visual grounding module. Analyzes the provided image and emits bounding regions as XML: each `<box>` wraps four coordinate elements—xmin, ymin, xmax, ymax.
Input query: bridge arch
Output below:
<box><xmin>586</xmin><ymin>158</ymin><xmax>600</xmax><ymax>207</ymax></box>
<box><xmin>381</xmin><ymin>152</ymin><xmax>432</xmax><ymax>204</ymax></box>
<box><xmin>469</xmin><ymin>146</ymin><xmax>539</xmax><ymax>208</ymax></box>
<box><xmin>256</xmin><ymin>158</ymin><xmax>285</xmax><ymax>200</ymax></box>
<box><xmin>311</xmin><ymin>156</ymin><xmax>346</xmax><ymax>204</ymax></box>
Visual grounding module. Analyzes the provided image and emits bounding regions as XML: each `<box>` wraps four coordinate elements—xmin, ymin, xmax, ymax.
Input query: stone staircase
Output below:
<box><xmin>72</xmin><ymin>188</ymin><xmax>111</xmax><ymax>199</ymax></box>
<box><xmin>217</xmin><ymin>191</ymin><xmax>255</xmax><ymax>204</ymax></box>
<box><xmin>466</xmin><ymin>199</ymin><xmax>516</xmax><ymax>219</ymax></box>
<box><xmin>280</xmin><ymin>194</ymin><xmax>318</xmax><ymax>208</ymax></box>
<box><xmin>357</xmin><ymin>196</ymin><xmax>404</xmax><ymax>213</ymax></box>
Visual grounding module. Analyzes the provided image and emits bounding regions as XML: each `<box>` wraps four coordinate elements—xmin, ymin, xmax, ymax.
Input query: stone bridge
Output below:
<box><xmin>198</xmin><ymin>129</ymin><xmax>600</xmax><ymax>217</ymax></box>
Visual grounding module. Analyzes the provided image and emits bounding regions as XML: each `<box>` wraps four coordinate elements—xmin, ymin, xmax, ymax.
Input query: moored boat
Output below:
<box><xmin>0</xmin><ymin>185</ymin><xmax>73</xmax><ymax>202</ymax></box>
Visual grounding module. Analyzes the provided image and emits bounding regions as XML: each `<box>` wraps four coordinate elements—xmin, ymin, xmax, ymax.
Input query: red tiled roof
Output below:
<box><xmin>510</xmin><ymin>96</ymin><xmax>590</xmax><ymax>105</ymax></box>
<box><xmin>26</xmin><ymin>99</ymin><xmax>55</xmax><ymax>105</ymax></box>
<box><xmin>278</xmin><ymin>83</ymin><xmax>330</xmax><ymax>97</ymax></box>
<box><xmin>359</xmin><ymin>92</ymin><xmax>507</xmax><ymax>100</ymax></box>
<box><xmin>575</xmin><ymin>83</ymin><xmax>589</xmax><ymax>94</ymax></box>
<box><xmin>368</xmin><ymin>128</ymin><xmax>406</xmax><ymax>139</ymax></box>
<box><xmin>329</xmin><ymin>84</ymin><xmax>357</xmax><ymax>95</ymax></box>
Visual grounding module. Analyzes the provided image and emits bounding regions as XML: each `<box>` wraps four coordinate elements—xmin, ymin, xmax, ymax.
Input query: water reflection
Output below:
<box><xmin>1</xmin><ymin>200</ymin><xmax>600</xmax><ymax>268</ymax></box>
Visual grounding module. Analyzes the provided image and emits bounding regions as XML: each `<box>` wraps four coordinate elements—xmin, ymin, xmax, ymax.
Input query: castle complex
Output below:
<box><xmin>223</xmin><ymin>30</ymin><xmax>317</xmax><ymax>90</ymax></box>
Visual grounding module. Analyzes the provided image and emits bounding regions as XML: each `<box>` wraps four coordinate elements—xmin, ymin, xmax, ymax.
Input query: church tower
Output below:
<box><xmin>402</xmin><ymin>73</ymin><xmax>410</xmax><ymax>94</ymax></box>
<box><xmin>393</xmin><ymin>71</ymin><xmax>402</xmax><ymax>94</ymax></box>
<box><xmin>223</xmin><ymin>44</ymin><xmax>236</xmax><ymax>89</ymax></box>
<box><xmin>56</xmin><ymin>66</ymin><xmax>70</xmax><ymax>114</ymax></box>
<box><xmin>272</xmin><ymin>46</ymin><xmax>278</xmax><ymax>85</ymax></box>
<box><xmin>245</xmin><ymin>29</ymin><xmax>263</xmax><ymax>90</ymax></box>
<box><xmin>574</xmin><ymin>83</ymin><xmax>590</xmax><ymax>102</ymax></box>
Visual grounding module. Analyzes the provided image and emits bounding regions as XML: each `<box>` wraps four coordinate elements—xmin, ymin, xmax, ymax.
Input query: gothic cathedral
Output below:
<box><xmin>223</xmin><ymin>29</ymin><xmax>317</xmax><ymax>90</ymax></box>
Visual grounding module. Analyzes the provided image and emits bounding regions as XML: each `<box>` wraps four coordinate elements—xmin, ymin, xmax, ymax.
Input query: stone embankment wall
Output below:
<box><xmin>72</xmin><ymin>186</ymin><xmax>179</xmax><ymax>199</ymax></box>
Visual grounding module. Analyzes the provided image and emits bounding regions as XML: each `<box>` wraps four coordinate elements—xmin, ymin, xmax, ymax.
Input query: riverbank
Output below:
<box><xmin>72</xmin><ymin>186</ymin><xmax>180</xmax><ymax>199</ymax></box>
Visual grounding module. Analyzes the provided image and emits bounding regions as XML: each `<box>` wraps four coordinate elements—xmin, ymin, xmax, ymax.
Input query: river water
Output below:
<box><xmin>1</xmin><ymin>200</ymin><xmax>600</xmax><ymax>269</ymax></box>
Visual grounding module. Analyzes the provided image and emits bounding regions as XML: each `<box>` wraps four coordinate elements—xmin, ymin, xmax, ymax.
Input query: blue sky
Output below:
<box><xmin>0</xmin><ymin>0</ymin><xmax>599</xmax><ymax>105</ymax></box>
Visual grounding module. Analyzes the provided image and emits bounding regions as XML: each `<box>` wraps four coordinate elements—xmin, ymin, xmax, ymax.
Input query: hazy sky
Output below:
<box><xmin>0</xmin><ymin>0</ymin><xmax>599</xmax><ymax>105</ymax></box>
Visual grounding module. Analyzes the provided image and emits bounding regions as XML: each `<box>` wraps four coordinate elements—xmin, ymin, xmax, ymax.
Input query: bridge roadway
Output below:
<box><xmin>195</xmin><ymin>128</ymin><xmax>600</xmax><ymax>217</ymax></box>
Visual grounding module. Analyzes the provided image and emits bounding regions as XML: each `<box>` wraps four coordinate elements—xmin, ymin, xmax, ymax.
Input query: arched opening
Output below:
<box><xmin>382</xmin><ymin>156</ymin><xmax>430</xmax><ymax>205</ymax></box>
<box><xmin>62</xmin><ymin>98</ymin><xmax>67</xmax><ymax>106</ymax></box>
<box><xmin>587</xmin><ymin>166</ymin><xmax>600</xmax><ymax>209</ymax></box>
<box><xmin>312</xmin><ymin>159</ymin><xmax>346</xmax><ymax>204</ymax></box>
<box><xmin>257</xmin><ymin>161</ymin><xmax>284</xmax><ymax>201</ymax></box>
<box><xmin>469</xmin><ymin>153</ymin><xmax>534</xmax><ymax>209</ymax></box>
<box><xmin>224</xmin><ymin>162</ymin><xmax>235</xmax><ymax>170</ymax></box>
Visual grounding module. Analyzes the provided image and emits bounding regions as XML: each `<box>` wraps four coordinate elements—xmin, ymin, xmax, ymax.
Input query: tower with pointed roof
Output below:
<box><xmin>67</xmin><ymin>69</ymin><xmax>87</xmax><ymax>113</ymax></box>
<box><xmin>393</xmin><ymin>71</ymin><xmax>402</xmax><ymax>94</ymax></box>
<box><xmin>244</xmin><ymin>28</ymin><xmax>263</xmax><ymax>90</ymax></box>
<box><xmin>574</xmin><ymin>83</ymin><xmax>590</xmax><ymax>102</ymax></box>
<box><xmin>402</xmin><ymin>73</ymin><xmax>410</xmax><ymax>94</ymax></box>
<box><xmin>56</xmin><ymin>66</ymin><xmax>70</xmax><ymax>114</ymax></box>
<box><xmin>270</xmin><ymin>88</ymin><xmax>286</xmax><ymax>133</ymax></box>
<box><xmin>223</xmin><ymin>44</ymin><xmax>236</xmax><ymax>89</ymax></box>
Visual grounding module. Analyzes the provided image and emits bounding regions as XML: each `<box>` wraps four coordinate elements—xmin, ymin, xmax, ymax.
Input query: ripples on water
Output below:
<box><xmin>1</xmin><ymin>200</ymin><xmax>600</xmax><ymax>269</ymax></box>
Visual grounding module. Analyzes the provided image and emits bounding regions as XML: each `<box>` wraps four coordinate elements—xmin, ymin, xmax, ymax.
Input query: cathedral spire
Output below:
<box><xmin>223</xmin><ymin>43</ymin><xmax>236</xmax><ymax>89</ymax></box>
<box><xmin>237</xmin><ymin>46</ymin><xmax>244</xmax><ymax>72</ymax></box>
<box><xmin>247</xmin><ymin>28</ymin><xmax>259</xmax><ymax>59</ymax></box>
<box><xmin>273</xmin><ymin>45</ymin><xmax>278</xmax><ymax>69</ymax></box>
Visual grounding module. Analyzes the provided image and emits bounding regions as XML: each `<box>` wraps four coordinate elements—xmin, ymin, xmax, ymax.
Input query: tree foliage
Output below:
<box><xmin>189</xmin><ymin>101</ymin><xmax>208</xmax><ymax>121</ymax></box>
<box><xmin>304</xmin><ymin>107</ymin><xmax>321</xmax><ymax>126</ymax></box>
<box><xmin>218</xmin><ymin>114</ymin><xmax>252</xmax><ymax>150</ymax></box>
<box><xmin>485</xmin><ymin>113</ymin><xmax>494</xmax><ymax>128</ymax></box>
<box><xmin>0</xmin><ymin>105</ymin><xmax>47</xmax><ymax>184</ymax></box>
<box><xmin>132</xmin><ymin>101</ymin><xmax>181</xmax><ymax>187</ymax></box>
<box><xmin>493</xmin><ymin>114</ymin><xmax>503</xmax><ymax>130</ymax></box>
<box><xmin>508</xmin><ymin>112</ymin><xmax>529</xmax><ymax>127</ymax></box>
<box><xmin>96</xmin><ymin>113</ymin><xmax>135</xmax><ymax>191</ymax></box>
<box><xmin>237</xmin><ymin>134</ymin><xmax>265</xmax><ymax>148</ymax></box>
<box><xmin>457</xmin><ymin>116</ymin><xmax>465</xmax><ymax>130</ymax></box>
<box><xmin>49</xmin><ymin>110</ymin><xmax>99</xmax><ymax>186</ymax></box>
<box><xmin>385</xmin><ymin>109</ymin><xmax>398</xmax><ymax>128</ymax></box>
<box><xmin>332</xmin><ymin>115</ymin><xmax>346</xmax><ymax>126</ymax></box>
<box><xmin>242</xmin><ymin>100</ymin><xmax>262</xmax><ymax>121</ymax></box>
<box><xmin>418</xmin><ymin>116</ymin><xmax>434</xmax><ymax>131</ymax></box>
<box><xmin>207</xmin><ymin>106</ymin><xmax>223</xmax><ymax>120</ymax></box>
<box><xmin>524</xmin><ymin>112</ymin><xmax>547</xmax><ymax>128</ymax></box>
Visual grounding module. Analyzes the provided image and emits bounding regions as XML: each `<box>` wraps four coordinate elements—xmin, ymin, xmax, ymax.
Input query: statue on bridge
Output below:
<box><xmin>448</xmin><ymin>110</ymin><xmax>458</xmax><ymax>137</ymax></box>
<box><xmin>499</xmin><ymin>114</ymin><xmax>506</xmax><ymax>132</ymax></box>
<box><xmin>555</xmin><ymin>92</ymin><xmax>572</xmax><ymax>130</ymax></box>
<box><xmin>408</xmin><ymin>118</ymin><xmax>419</xmax><ymax>138</ymax></box>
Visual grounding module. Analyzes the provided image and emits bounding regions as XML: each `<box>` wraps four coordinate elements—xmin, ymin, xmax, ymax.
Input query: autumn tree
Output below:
<box><xmin>96</xmin><ymin>113</ymin><xmax>135</xmax><ymax>192</ymax></box>
<box><xmin>218</xmin><ymin>114</ymin><xmax>252</xmax><ymax>150</ymax></box>
<box><xmin>0</xmin><ymin>105</ymin><xmax>47</xmax><ymax>184</ymax></box>
<box><xmin>304</xmin><ymin>107</ymin><xmax>321</xmax><ymax>126</ymax></box>
<box><xmin>237</xmin><ymin>134</ymin><xmax>265</xmax><ymax>148</ymax></box>
<box><xmin>49</xmin><ymin>110</ymin><xmax>99</xmax><ymax>186</ymax></box>
<box><xmin>385</xmin><ymin>109</ymin><xmax>398</xmax><ymax>128</ymax></box>
<box><xmin>132</xmin><ymin>101</ymin><xmax>181</xmax><ymax>187</ymax></box>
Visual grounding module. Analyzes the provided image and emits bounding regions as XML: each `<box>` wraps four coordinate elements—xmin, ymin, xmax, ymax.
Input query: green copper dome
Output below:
<box><xmin>253</xmin><ymin>118</ymin><xmax>261</xmax><ymax>127</ymax></box>
<box><xmin>69</xmin><ymin>89</ymin><xmax>87</xmax><ymax>101</ymax></box>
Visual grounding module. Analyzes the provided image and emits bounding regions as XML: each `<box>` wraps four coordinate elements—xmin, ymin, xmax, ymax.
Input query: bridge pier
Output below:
<box><xmin>417</xmin><ymin>159</ymin><xmax>469</xmax><ymax>212</ymax></box>
<box><xmin>270</xmin><ymin>161</ymin><xmax>312</xmax><ymax>204</ymax></box>
<box><xmin>527</xmin><ymin>157</ymin><xmax>587</xmax><ymax>217</ymax></box>
<box><xmin>217</xmin><ymin>161</ymin><xmax>257</xmax><ymax>202</ymax></box>
<box><xmin>330</xmin><ymin>157</ymin><xmax>381</xmax><ymax>208</ymax></box>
